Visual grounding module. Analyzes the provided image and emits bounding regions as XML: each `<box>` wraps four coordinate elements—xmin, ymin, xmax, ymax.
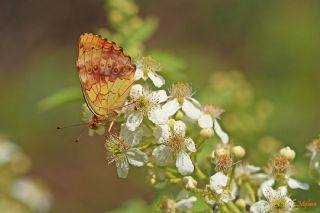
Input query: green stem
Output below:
<box><xmin>226</xmin><ymin>201</ymin><xmax>242</xmax><ymax>213</ymax></box>
<box><xmin>143</xmin><ymin>118</ymin><xmax>154</xmax><ymax>130</ymax></box>
<box><xmin>220</xmin><ymin>205</ymin><xmax>229</xmax><ymax>213</ymax></box>
<box><xmin>196</xmin><ymin>137</ymin><xmax>206</xmax><ymax>150</ymax></box>
<box><xmin>195</xmin><ymin>162</ymin><xmax>207</xmax><ymax>181</ymax></box>
<box><xmin>135</xmin><ymin>142</ymin><xmax>152</xmax><ymax>150</ymax></box>
<box><xmin>243</xmin><ymin>182</ymin><xmax>255</xmax><ymax>203</ymax></box>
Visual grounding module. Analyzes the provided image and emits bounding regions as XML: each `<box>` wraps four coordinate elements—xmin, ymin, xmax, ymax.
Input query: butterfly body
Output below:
<box><xmin>77</xmin><ymin>33</ymin><xmax>135</xmax><ymax>129</ymax></box>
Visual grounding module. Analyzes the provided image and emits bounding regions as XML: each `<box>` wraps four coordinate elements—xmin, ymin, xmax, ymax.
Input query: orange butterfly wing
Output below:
<box><xmin>76</xmin><ymin>33</ymin><xmax>135</xmax><ymax>118</ymax></box>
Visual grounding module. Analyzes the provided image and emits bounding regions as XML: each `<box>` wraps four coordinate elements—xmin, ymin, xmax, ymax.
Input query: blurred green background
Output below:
<box><xmin>0</xmin><ymin>0</ymin><xmax>319</xmax><ymax>212</ymax></box>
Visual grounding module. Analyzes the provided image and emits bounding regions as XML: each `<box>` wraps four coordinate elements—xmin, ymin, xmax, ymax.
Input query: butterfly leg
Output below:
<box><xmin>108</xmin><ymin>121</ymin><xmax>114</xmax><ymax>133</ymax></box>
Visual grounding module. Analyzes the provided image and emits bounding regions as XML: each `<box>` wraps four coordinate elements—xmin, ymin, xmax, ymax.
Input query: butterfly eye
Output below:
<box><xmin>112</xmin><ymin>68</ymin><xmax>120</xmax><ymax>75</ymax></box>
<box><xmin>93</xmin><ymin>65</ymin><xmax>99</xmax><ymax>71</ymax></box>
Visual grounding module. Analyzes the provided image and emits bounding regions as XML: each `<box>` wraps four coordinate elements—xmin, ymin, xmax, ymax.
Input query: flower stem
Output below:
<box><xmin>226</xmin><ymin>201</ymin><xmax>242</xmax><ymax>213</ymax></box>
<box><xmin>195</xmin><ymin>162</ymin><xmax>207</xmax><ymax>181</ymax></box>
<box><xmin>243</xmin><ymin>182</ymin><xmax>255</xmax><ymax>203</ymax></box>
<box><xmin>143</xmin><ymin>119</ymin><xmax>154</xmax><ymax>130</ymax></box>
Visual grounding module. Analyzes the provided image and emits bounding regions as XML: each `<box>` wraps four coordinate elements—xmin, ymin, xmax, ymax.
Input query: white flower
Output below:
<box><xmin>209</xmin><ymin>172</ymin><xmax>229</xmax><ymax>194</ymax></box>
<box><xmin>235</xmin><ymin>164</ymin><xmax>268</xmax><ymax>185</ymax></box>
<box><xmin>259</xmin><ymin>176</ymin><xmax>309</xmax><ymax>194</ymax></box>
<box><xmin>162</xmin><ymin>83</ymin><xmax>202</xmax><ymax>120</ymax></box>
<box><xmin>251</xmin><ymin>186</ymin><xmax>294</xmax><ymax>213</ymax></box>
<box><xmin>126</xmin><ymin>84</ymin><xmax>168</xmax><ymax>131</ymax></box>
<box><xmin>152</xmin><ymin>120</ymin><xmax>196</xmax><ymax>175</ymax></box>
<box><xmin>0</xmin><ymin>140</ymin><xmax>20</xmax><ymax>165</ymax></box>
<box><xmin>182</xmin><ymin>176</ymin><xmax>198</xmax><ymax>190</ymax></box>
<box><xmin>160</xmin><ymin>196</ymin><xmax>197</xmax><ymax>212</ymax></box>
<box><xmin>205</xmin><ymin>172</ymin><xmax>234</xmax><ymax>204</ymax></box>
<box><xmin>134</xmin><ymin>56</ymin><xmax>165</xmax><ymax>88</ymax></box>
<box><xmin>11</xmin><ymin>178</ymin><xmax>52</xmax><ymax>213</ymax></box>
<box><xmin>105</xmin><ymin>135</ymin><xmax>148</xmax><ymax>178</ymax></box>
<box><xmin>198</xmin><ymin>104</ymin><xmax>229</xmax><ymax>144</ymax></box>
<box><xmin>175</xmin><ymin>196</ymin><xmax>197</xmax><ymax>211</ymax></box>
<box><xmin>120</xmin><ymin>123</ymin><xmax>151</xmax><ymax>146</ymax></box>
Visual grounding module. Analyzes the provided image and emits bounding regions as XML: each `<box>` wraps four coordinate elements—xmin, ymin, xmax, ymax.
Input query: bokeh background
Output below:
<box><xmin>1</xmin><ymin>0</ymin><xmax>319</xmax><ymax>212</ymax></box>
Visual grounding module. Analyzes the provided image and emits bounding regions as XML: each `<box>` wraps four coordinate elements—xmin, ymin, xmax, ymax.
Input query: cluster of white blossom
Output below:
<box><xmin>0</xmin><ymin>138</ymin><xmax>52</xmax><ymax>213</ymax></box>
<box><xmin>81</xmin><ymin>57</ymin><xmax>312</xmax><ymax>213</ymax></box>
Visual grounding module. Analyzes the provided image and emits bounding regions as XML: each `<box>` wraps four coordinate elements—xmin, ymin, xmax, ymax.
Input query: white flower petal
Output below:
<box><xmin>148</xmin><ymin>90</ymin><xmax>167</xmax><ymax>103</ymax></box>
<box><xmin>176</xmin><ymin>151</ymin><xmax>194</xmax><ymax>175</ymax></box>
<box><xmin>0</xmin><ymin>141</ymin><xmax>19</xmax><ymax>165</ymax></box>
<box><xmin>173</xmin><ymin>120</ymin><xmax>186</xmax><ymax>136</ymax></box>
<box><xmin>214</xmin><ymin>120</ymin><xmax>229</xmax><ymax>144</ymax></box>
<box><xmin>147</xmin><ymin>71</ymin><xmax>165</xmax><ymax>88</ymax></box>
<box><xmin>176</xmin><ymin>196</ymin><xmax>197</xmax><ymax>211</ymax></box>
<box><xmin>152</xmin><ymin>145</ymin><xmax>173</xmax><ymax>166</ymax></box>
<box><xmin>162</xmin><ymin>99</ymin><xmax>180</xmax><ymax>117</ymax></box>
<box><xmin>176</xmin><ymin>189</ymin><xmax>189</xmax><ymax>200</ymax></box>
<box><xmin>130</xmin><ymin>84</ymin><xmax>143</xmax><ymax>99</ymax></box>
<box><xmin>246</xmin><ymin>165</ymin><xmax>262</xmax><ymax>173</ymax></box>
<box><xmin>116</xmin><ymin>157</ymin><xmax>129</xmax><ymax>178</ymax></box>
<box><xmin>276</xmin><ymin>186</ymin><xmax>288</xmax><ymax>197</ymax></box>
<box><xmin>285</xmin><ymin>197</ymin><xmax>295</xmax><ymax>211</ymax></box>
<box><xmin>120</xmin><ymin>124</ymin><xmax>144</xmax><ymax>146</ymax></box>
<box><xmin>127</xmin><ymin>149</ymin><xmax>148</xmax><ymax>167</ymax></box>
<box><xmin>134</xmin><ymin>68</ymin><xmax>144</xmax><ymax>81</ymax></box>
<box><xmin>185</xmin><ymin>138</ymin><xmax>196</xmax><ymax>152</ymax></box>
<box><xmin>198</xmin><ymin>114</ymin><xmax>213</xmax><ymax>129</ymax></box>
<box><xmin>148</xmin><ymin>108</ymin><xmax>168</xmax><ymax>125</ymax></box>
<box><xmin>258</xmin><ymin>179</ymin><xmax>275</xmax><ymax>198</ymax></box>
<box><xmin>287</xmin><ymin>178</ymin><xmax>309</xmax><ymax>190</ymax></box>
<box><xmin>126</xmin><ymin>111</ymin><xmax>143</xmax><ymax>131</ymax></box>
<box><xmin>156</xmin><ymin>124</ymin><xmax>171</xmax><ymax>144</ymax></box>
<box><xmin>11</xmin><ymin>178</ymin><xmax>52</xmax><ymax>212</ymax></box>
<box><xmin>250</xmin><ymin>200</ymin><xmax>270</xmax><ymax>213</ymax></box>
<box><xmin>189</xmin><ymin>97</ymin><xmax>201</xmax><ymax>108</ymax></box>
<box><xmin>209</xmin><ymin>172</ymin><xmax>228</xmax><ymax>194</ymax></box>
<box><xmin>182</xmin><ymin>100</ymin><xmax>201</xmax><ymax>120</ymax></box>
<box><xmin>262</xmin><ymin>185</ymin><xmax>276</xmax><ymax>201</ymax></box>
<box><xmin>221</xmin><ymin>191</ymin><xmax>235</xmax><ymax>203</ymax></box>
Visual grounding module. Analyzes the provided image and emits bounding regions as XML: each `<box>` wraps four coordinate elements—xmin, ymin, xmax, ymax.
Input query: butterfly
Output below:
<box><xmin>76</xmin><ymin>33</ymin><xmax>136</xmax><ymax>131</ymax></box>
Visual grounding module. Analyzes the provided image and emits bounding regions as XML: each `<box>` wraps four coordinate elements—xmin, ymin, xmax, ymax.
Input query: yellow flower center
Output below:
<box><xmin>170</xmin><ymin>82</ymin><xmax>193</xmax><ymax>100</ymax></box>
<box><xmin>166</xmin><ymin>133</ymin><xmax>186</xmax><ymax>154</ymax></box>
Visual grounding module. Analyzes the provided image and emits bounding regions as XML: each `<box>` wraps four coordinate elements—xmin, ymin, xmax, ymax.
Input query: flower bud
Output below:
<box><xmin>215</xmin><ymin>148</ymin><xmax>229</xmax><ymax>156</ymax></box>
<box><xmin>200</xmin><ymin>128</ymin><xmax>214</xmax><ymax>138</ymax></box>
<box><xmin>235</xmin><ymin>199</ymin><xmax>246</xmax><ymax>209</ymax></box>
<box><xmin>208</xmin><ymin>150</ymin><xmax>215</xmax><ymax>162</ymax></box>
<box><xmin>160</xmin><ymin>198</ymin><xmax>176</xmax><ymax>213</ymax></box>
<box><xmin>280</xmin><ymin>146</ymin><xmax>295</xmax><ymax>161</ymax></box>
<box><xmin>182</xmin><ymin>176</ymin><xmax>198</xmax><ymax>190</ymax></box>
<box><xmin>168</xmin><ymin>119</ymin><xmax>176</xmax><ymax>129</ymax></box>
<box><xmin>232</xmin><ymin>146</ymin><xmax>246</xmax><ymax>159</ymax></box>
<box><xmin>175</xmin><ymin>110</ymin><xmax>184</xmax><ymax>120</ymax></box>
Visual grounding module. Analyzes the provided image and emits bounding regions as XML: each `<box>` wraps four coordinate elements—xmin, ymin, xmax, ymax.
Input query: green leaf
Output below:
<box><xmin>37</xmin><ymin>87</ymin><xmax>82</xmax><ymax>111</ymax></box>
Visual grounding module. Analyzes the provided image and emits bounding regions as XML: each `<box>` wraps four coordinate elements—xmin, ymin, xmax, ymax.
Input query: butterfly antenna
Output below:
<box><xmin>75</xmin><ymin>127</ymin><xmax>87</xmax><ymax>143</ymax></box>
<box><xmin>57</xmin><ymin>123</ymin><xmax>87</xmax><ymax>130</ymax></box>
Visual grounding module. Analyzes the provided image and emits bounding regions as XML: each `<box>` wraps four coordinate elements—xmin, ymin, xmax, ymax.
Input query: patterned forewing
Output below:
<box><xmin>76</xmin><ymin>33</ymin><xmax>135</xmax><ymax>117</ymax></box>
